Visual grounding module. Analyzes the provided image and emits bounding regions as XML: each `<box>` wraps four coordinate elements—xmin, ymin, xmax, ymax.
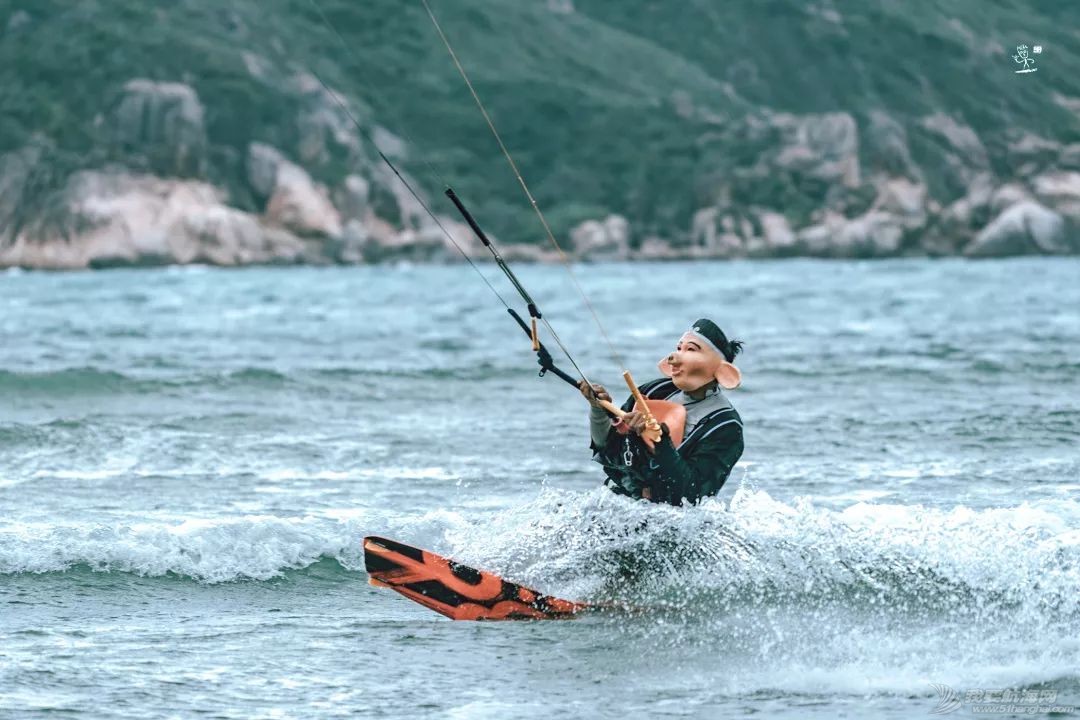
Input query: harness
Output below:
<box><xmin>599</xmin><ymin>379</ymin><xmax>742</xmax><ymax>498</ymax></box>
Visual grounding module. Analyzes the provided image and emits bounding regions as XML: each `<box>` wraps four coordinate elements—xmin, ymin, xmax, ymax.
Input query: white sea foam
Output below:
<box><xmin>3</xmin><ymin>488</ymin><xmax>1078</xmax><ymax>631</ymax></box>
<box><xmin>441</xmin><ymin>486</ymin><xmax>1080</xmax><ymax>628</ymax></box>
<box><xmin>0</xmin><ymin>503</ymin><xmax>477</xmax><ymax>582</ymax></box>
<box><xmin>0</xmin><ymin>515</ymin><xmax>359</xmax><ymax>582</ymax></box>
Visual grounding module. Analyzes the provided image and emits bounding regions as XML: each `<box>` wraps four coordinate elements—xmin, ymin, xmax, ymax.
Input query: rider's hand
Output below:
<box><xmin>579</xmin><ymin>381</ymin><xmax>612</xmax><ymax>409</ymax></box>
<box><xmin>621</xmin><ymin>410</ymin><xmax>650</xmax><ymax>436</ymax></box>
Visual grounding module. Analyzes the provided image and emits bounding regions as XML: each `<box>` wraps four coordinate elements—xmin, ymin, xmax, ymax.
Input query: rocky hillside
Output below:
<box><xmin>1</xmin><ymin>0</ymin><xmax>1078</xmax><ymax>268</ymax></box>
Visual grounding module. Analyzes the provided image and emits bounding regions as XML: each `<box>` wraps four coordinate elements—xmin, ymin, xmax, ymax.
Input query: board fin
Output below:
<box><xmin>363</xmin><ymin>535</ymin><xmax>594</xmax><ymax>620</ymax></box>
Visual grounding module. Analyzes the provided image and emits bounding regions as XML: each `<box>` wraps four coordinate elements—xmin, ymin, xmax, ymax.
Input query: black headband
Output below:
<box><xmin>686</xmin><ymin>318</ymin><xmax>734</xmax><ymax>362</ymax></box>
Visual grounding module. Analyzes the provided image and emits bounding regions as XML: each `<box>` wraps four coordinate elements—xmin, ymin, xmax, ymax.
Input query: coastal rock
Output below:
<box><xmin>370</xmin><ymin>162</ymin><xmax>428</xmax><ymax>231</ymax></box>
<box><xmin>834</xmin><ymin>211</ymin><xmax>905</xmax><ymax>257</ymax></box>
<box><xmin>256</xmin><ymin>148</ymin><xmax>342</xmax><ymax>238</ymax></box>
<box><xmin>633</xmin><ymin>236</ymin><xmax>681</xmax><ymax>261</ymax></box>
<box><xmin>919</xmin><ymin>113</ymin><xmax>989</xmax><ymax>170</ymax></box>
<box><xmin>0</xmin><ymin>171</ymin><xmax>309</xmax><ymax>270</ymax></box>
<box><xmin>246</xmin><ymin>142</ymin><xmax>285</xmax><ymax>202</ymax></box>
<box><xmin>989</xmin><ymin>184</ymin><xmax>1032</xmax><ymax>214</ymax></box>
<box><xmin>756</xmin><ymin>210</ymin><xmax>798</xmax><ymax>255</ymax></box>
<box><xmin>570</xmin><ymin>214</ymin><xmax>630</xmax><ymax>260</ymax></box>
<box><xmin>793</xmin><ymin>210</ymin><xmax>846</xmax><ymax>256</ymax></box>
<box><xmin>335</xmin><ymin>174</ymin><xmax>370</xmax><ymax>222</ymax></box>
<box><xmin>1007</xmin><ymin>133</ymin><xmax>1061</xmax><ymax>174</ymax></box>
<box><xmin>871</xmin><ymin>177</ymin><xmax>928</xmax><ymax>229</ymax></box>
<box><xmin>332</xmin><ymin>219</ymin><xmax>368</xmax><ymax>264</ymax></box>
<box><xmin>1030</xmin><ymin>171</ymin><xmax>1080</xmax><ymax>222</ymax></box>
<box><xmin>772</xmin><ymin>112</ymin><xmax>860</xmax><ymax>188</ymax></box>
<box><xmin>864</xmin><ymin>111</ymin><xmax>920</xmax><ymax>179</ymax></box>
<box><xmin>499</xmin><ymin>242</ymin><xmax>563</xmax><ymax>264</ymax></box>
<box><xmin>690</xmin><ymin>207</ymin><xmax>742</xmax><ymax>256</ymax></box>
<box><xmin>108</xmin><ymin>79</ymin><xmax>207</xmax><ymax>177</ymax></box>
<box><xmin>289</xmin><ymin>72</ymin><xmax>364</xmax><ymax>167</ymax></box>
<box><xmin>1060</xmin><ymin>144</ymin><xmax>1080</xmax><ymax>171</ymax></box>
<box><xmin>917</xmin><ymin>112</ymin><xmax>990</xmax><ymax>198</ymax></box>
<box><xmin>964</xmin><ymin>201</ymin><xmax>1069</xmax><ymax>257</ymax></box>
<box><xmin>357</xmin><ymin>215</ymin><xmax>478</xmax><ymax>263</ymax></box>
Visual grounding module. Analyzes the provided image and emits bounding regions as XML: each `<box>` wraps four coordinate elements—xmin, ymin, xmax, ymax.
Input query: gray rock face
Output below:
<box><xmin>865</xmin><ymin>111</ymin><xmax>920</xmax><ymax>179</ymax></box>
<box><xmin>965</xmin><ymin>201</ymin><xmax>1069</xmax><ymax>257</ymax></box>
<box><xmin>834</xmin><ymin>211</ymin><xmax>905</xmax><ymax>257</ymax></box>
<box><xmin>0</xmin><ymin>171</ymin><xmax>311</xmax><ymax>269</ymax></box>
<box><xmin>289</xmin><ymin>72</ymin><xmax>365</xmax><ymax>167</ymax></box>
<box><xmin>245</xmin><ymin>142</ymin><xmax>342</xmax><ymax>238</ymax></box>
<box><xmin>917</xmin><ymin>113</ymin><xmax>990</xmax><ymax>199</ymax></box>
<box><xmin>108</xmin><ymin>79</ymin><xmax>207</xmax><ymax>177</ymax></box>
<box><xmin>355</xmin><ymin>215</ymin><xmax>480</xmax><ymax>264</ymax></box>
<box><xmin>772</xmin><ymin>112</ymin><xmax>861</xmax><ymax>188</ymax></box>
<box><xmin>247</xmin><ymin>142</ymin><xmax>286</xmax><ymax>202</ymax></box>
<box><xmin>1031</xmin><ymin>172</ymin><xmax>1080</xmax><ymax>223</ymax></box>
<box><xmin>570</xmin><ymin>215</ymin><xmax>630</xmax><ymax>260</ymax></box>
<box><xmin>689</xmin><ymin>207</ymin><xmax>742</xmax><ymax>257</ymax></box>
<box><xmin>756</xmin><ymin>211</ymin><xmax>797</xmax><ymax>255</ymax></box>
<box><xmin>336</xmin><ymin>174</ymin><xmax>370</xmax><ymax>223</ymax></box>
<box><xmin>920</xmin><ymin>113</ymin><xmax>990</xmax><ymax>171</ymax></box>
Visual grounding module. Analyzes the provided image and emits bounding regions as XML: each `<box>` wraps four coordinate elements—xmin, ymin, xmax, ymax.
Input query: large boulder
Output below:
<box><xmin>1060</xmin><ymin>144</ymin><xmax>1080</xmax><ymax>171</ymax></box>
<box><xmin>989</xmin><ymin>183</ymin><xmax>1032</xmax><ymax>214</ymax></box>
<box><xmin>356</xmin><ymin>214</ymin><xmax>479</xmax><ymax>264</ymax></box>
<box><xmin>921</xmin><ymin>174</ymin><xmax>994</xmax><ymax>255</ymax></box>
<box><xmin>689</xmin><ymin>207</ymin><xmax>743</xmax><ymax>257</ymax></box>
<box><xmin>919</xmin><ymin>112</ymin><xmax>989</xmax><ymax>171</ymax></box>
<box><xmin>833</xmin><ymin>211</ymin><xmax>905</xmax><ymax>257</ymax></box>
<box><xmin>0</xmin><ymin>171</ymin><xmax>310</xmax><ymax>269</ymax></box>
<box><xmin>633</xmin><ymin>236</ymin><xmax>681</xmax><ymax>261</ymax></box>
<box><xmin>266</xmin><ymin>162</ymin><xmax>342</xmax><ymax>238</ymax></box>
<box><xmin>870</xmin><ymin>177</ymin><xmax>928</xmax><ymax>230</ymax></box>
<box><xmin>246</xmin><ymin>142</ymin><xmax>286</xmax><ymax>202</ymax></box>
<box><xmin>754</xmin><ymin>210</ymin><xmax>798</xmax><ymax>256</ymax></box>
<box><xmin>1031</xmin><ymin>171</ymin><xmax>1080</xmax><ymax>223</ymax></box>
<box><xmin>964</xmin><ymin>201</ymin><xmax>1070</xmax><ymax>257</ymax></box>
<box><xmin>864</xmin><ymin>110</ymin><xmax>920</xmax><ymax>179</ymax></box>
<box><xmin>247</xmin><ymin>143</ymin><xmax>342</xmax><ymax>237</ymax></box>
<box><xmin>289</xmin><ymin>71</ymin><xmax>365</xmax><ymax>167</ymax></box>
<box><xmin>1007</xmin><ymin>133</ymin><xmax>1061</xmax><ymax>176</ymax></box>
<box><xmin>917</xmin><ymin>112</ymin><xmax>990</xmax><ymax>199</ymax></box>
<box><xmin>335</xmin><ymin>174</ymin><xmax>370</xmax><ymax>223</ymax></box>
<box><xmin>570</xmin><ymin>214</ymin><xmax>630</xmax><ymax>260</ymax></box>
<box><xmin>108</xmin><ymin>79</ymin><xmax>207</xmax><ymax>177</ymax></box>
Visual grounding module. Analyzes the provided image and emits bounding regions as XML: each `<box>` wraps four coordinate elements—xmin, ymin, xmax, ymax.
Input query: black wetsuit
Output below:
<box><xmin>590</xmin><ymin>378</ymin><xmax>744</xmax><ymax>505</ymax></box>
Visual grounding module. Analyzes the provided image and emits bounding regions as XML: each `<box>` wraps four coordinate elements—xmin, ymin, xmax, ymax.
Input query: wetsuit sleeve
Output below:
<box><xmin>589</xmin><ymin>405</ymin><xmax>612</xmax><ymax>448</ymax></box>
<box><xmin>650</xmin><ymin>423</ymin><xmax>743</xmax><ymax>504</ymax></box>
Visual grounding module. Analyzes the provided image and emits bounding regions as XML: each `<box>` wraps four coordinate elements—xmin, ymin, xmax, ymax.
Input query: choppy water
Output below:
<box><xmin>1</xmin><ymin>259</ymin><xmax>1078</xmax><ymax>719</ymax></box>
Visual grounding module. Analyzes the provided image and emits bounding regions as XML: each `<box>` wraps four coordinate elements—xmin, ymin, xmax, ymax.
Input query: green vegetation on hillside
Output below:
<box><xmin>2</xmin><ymin>0</ymin><xmax>1078</xmax><ymax>244</ymax></box>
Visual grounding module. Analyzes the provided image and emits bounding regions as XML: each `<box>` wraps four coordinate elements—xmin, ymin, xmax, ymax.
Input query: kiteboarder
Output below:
<box><xmin>580</xmin><ymin>318</ymin><xmax>744</xmax><ymax>505</ymax></box>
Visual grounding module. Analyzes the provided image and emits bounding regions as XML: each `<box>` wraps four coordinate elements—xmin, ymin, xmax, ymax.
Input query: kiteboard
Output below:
<box><xmin>364</xmin><ymin>535</ymin><xmax>595</xmax><ymax>620</ymax></box>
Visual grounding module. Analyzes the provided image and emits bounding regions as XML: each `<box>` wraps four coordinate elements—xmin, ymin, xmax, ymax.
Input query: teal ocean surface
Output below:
<box><xmin>1</xmin><ymin>259</ymin><xmax>1078</xmax><ymax>718</ymax></box>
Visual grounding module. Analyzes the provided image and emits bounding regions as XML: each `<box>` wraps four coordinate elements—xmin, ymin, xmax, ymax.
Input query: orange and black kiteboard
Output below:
<box><xmin>364</xmin><ymin>535</ymin><xmax>594</xmax><ymax>620</ymax></box>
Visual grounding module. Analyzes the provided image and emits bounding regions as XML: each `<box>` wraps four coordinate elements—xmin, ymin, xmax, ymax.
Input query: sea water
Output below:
<box><xmin>1</xmin><ymin>259</ymin><xmax>1078</xmax><ymax>718</ymax></box>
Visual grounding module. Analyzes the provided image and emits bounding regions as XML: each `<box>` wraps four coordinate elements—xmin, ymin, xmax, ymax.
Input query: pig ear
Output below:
<box><xmin>714</xmin><ymin>362</ymin><xmax>741</xmax><ymax>390</ymax></box>
<box><xmin>657</xmin><ymin>356</ymin><xmax>674</xmax><ymax>377</ymax></box>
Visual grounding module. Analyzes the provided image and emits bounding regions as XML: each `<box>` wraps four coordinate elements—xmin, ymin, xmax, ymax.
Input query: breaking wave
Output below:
<box><xmin>4</xmin><ymin>487</ymin><xmax>1078</xmax><ymax>631</ymax></box>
